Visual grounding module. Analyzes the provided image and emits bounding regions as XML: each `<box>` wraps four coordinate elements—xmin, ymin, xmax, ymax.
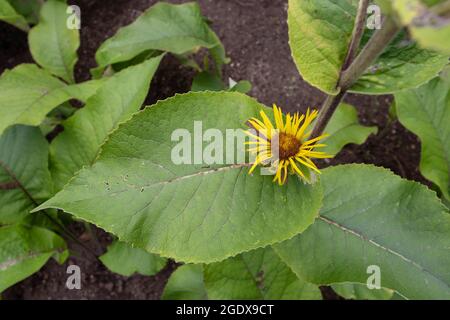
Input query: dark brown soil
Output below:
<box><xmin>0</xmin><ymin>0</ymin><xmax>429</xmax><ymax>300</ymax></box>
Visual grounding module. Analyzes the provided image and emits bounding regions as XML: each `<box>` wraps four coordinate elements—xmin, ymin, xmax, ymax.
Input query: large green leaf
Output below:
<box><xmin>0</xmin><ymin>0</ymin><xmax>28</xmax><ymax>31</ymax></box>
<box><xmin>0</xmin><ymin>125</ymin><xmax>52</xmax><ymax>225</ymax></box>
<box><xmin>392</xmin><ymin>0</ymin><xmax>450</xmax><ymax>55</ymax></box>
<box><xmin>50</xmin><ymin>56</ymin><xmax>163</xmax><ymax>191</ymax></box>
<box><xmin>274</xmin><ymin>164</ymin><xmax>450</xmax><ymax>300</ymax></box>
<box><xmin>99</xmin><ymin>240</ymin><xmax>167</xmax><ymax>277</ymax></box>
<box><xmin>204</xmin><ymin>247</ymin><xmax>322</xmax><ymax>300</ymax></box>
<box><xmin>29</xmin><ymin>0</ymin><xmax>79</xmax><ymax>83</ymax></box>
<box><xmin>162</xmin><ymin>264</ymin><xmax>207</xmax><ymax>300</ymax></box>
<box><xmin>0</xmin><ymin>225</ymin><xmax>68</xmax><ymax>293</ymax></box>
<box><xmin>331</xmin><ymin>283</ymin><xmax>395</xmax><ymax>300</ymax></box>
<box><xmin>322</xmin><ymin>103</ymin><xmax>377</xmax><ymax>156</ymax></box>
<box><xmin>0</xmin><ymin>64</ymin><xmax>104</xmax><ymax>135</ymax></box>
<box><xmin>34</xmin><ymin>92</ymin><xmax>323</xmax><ymax>263</ymax></box>
<box><xmin>94</xmin><ymin>2</ymin><xmax>226</xmax><ymax>72</ymax></box>
<box><xmin>395</xmin><ymin>76</ymin><xmax>450</xmax><ymax>200</ymax></box>
<box><xmin>288</xmin><ymin>0</ymin><xmax>357</xmax><ymax>95</ymax></box>
<box><xmin>350</xmin><ymin>32</ymin><xmax>449</xmax><ymax>94</ymax></box>
<box><xmin>288</xmin><ymin>0</ymin><xmax>448</xmax><ymax>95</ymax></box>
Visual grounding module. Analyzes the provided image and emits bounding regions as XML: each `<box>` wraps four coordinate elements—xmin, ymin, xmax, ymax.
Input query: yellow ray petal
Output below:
<box><xmin>298</xmin><ymin>156</ymin><xmax>321</xmax><ymax>174</ymax></box>
<box><xmin>260</xmin><ymin>110</ymin><xmax>274</xmax><ymax>131</ymax></box>
<box><xmin>248</xmin><ymin>118</ymin><xmax>267</xmax><ymax>132</ymax></box>
<box><xmin>296</xmin><ymin>157</ymin><xmax>321</xmax><ymax>173</ymax></box>
<box><xmin>273</xmin><ymin>104</ymin><xmax>284</xmax><ymax>131</ymax></box>
<box><xmin>289</xmin><ymin>158</ymin><xmax>306</xmax><ymax>179</ymax></box>
<box><xmin>305</xmin><ymin>151</ymin><xmax>333</xmax><ymax>159</ymax></box>
<box><xmin>248</xmin><ymin>146</ymin><xmax>271</xmax><ymax>153</ymax></box>
<box><xmin>245</xmin><ymin>140</ymin><xmax>269</xmax><ymax>145</ymax></box>
<box><xmin>291</xmin><ymin>113</ymin><xmax>304</xmax><ymax>136</ymax></box>
<box><xmin>302</xmin><ymin>134</ymin><xmax>329</xmax><ymax>146</ymax></box>
<box><xmin>285</xmin><ymin>113</ymin><xmax>292</xmax><ymax>134</ymax></box>
<box><xmin>281</xmin><ymin>161</ymin><xmax>289</xmax><ymax>185</ymax></box>
<box><xmin>245</xmin><ymin>130</ymin><xmax>269</xmax><ymax>143</ymax></box>
<box><xmin>249</xmin><ymin>152</ymin><xmax>271</xmax><ymax>174</ymax></box>
<box><xmin>273</xmin><ymin>161</ymin><xmax>283</xmax><ymax>184</ymax></box>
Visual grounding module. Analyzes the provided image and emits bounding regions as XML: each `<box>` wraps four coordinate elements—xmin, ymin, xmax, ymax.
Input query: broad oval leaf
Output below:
<box><xmin>274</xmin><ymin>164</ymin><xmax>450</xmax><ymax>300</ymax></box>
<box><xmin>35</xmin><ymin>92</ymin><xmax>323</xmax><ymax>264</ymax></box>
<box><xmin>99</xmin><ymin>240</ymin><xmax>167</xmax><ymax>277</ymax></box>
<box><xmin>0</xmin><ymin>125</ymin><xmax>52</xmax><ymax>225</ymax></box>
<box><xmin>204</xmin><ymin>247</ymin><xmax>322</xmax><ymax>300</ymax></box>
<box><xmin>288</xmin><ymin>0</ymin><xmax>357</xmax><ymax>95</ymax></box>
<box><xmin>395</xmin><ymin>76</ymin><xmax>450</xmax><ymax>200</ymax></box>
<box><xmin>29</xmin><ymin>0</ymin><xmax>80</xmax><ymax>83</ymax></box>
<box><xmin>162</xmin><ymin>264</ymin><xmax>207</xmax><ymax>300</ymax></box>
<box><xmin>50</xmin><ymin>56</ymin><xmax>163</xmax><ymax>191</ymax></box>
<box><xmin>0</xmin><ymin>225</ymin><xmax>68</xmax><ymax>293</ymax></box>
<box><xmin>94</xmin><ymin>2</ymin><xmax>226</xmax><ymax>71</ymax></box>
<box><xmin>0</xmin><ymin>64</ymin><xmax>104</xmax><ymax>135</ymax></box>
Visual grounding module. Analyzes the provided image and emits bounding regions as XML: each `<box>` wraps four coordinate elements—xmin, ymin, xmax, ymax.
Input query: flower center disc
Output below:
<box><xmin>277</xmin><ymin>133</ymin><xmax>301</xmax><ymax>160</ymax></box>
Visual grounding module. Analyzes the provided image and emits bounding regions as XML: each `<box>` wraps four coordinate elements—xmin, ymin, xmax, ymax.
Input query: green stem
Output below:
<box><xmin>310</xmin><ymin>91</ymin><xmax>346</xmax><ymax>139</ymax></box>
<box><xmin>311</xmin><ymin>15</ymin><xmax>401</xmax><ymax>139</ymax></box>
<box><xmin>342</xmin><ymin>0</ymin><xmax>370</xmax><ymax>70</ymax></box>
<box><xmin>339</xmin><ymin>16</ymin><xmax>401</xmax><ymax>90</ymax></box>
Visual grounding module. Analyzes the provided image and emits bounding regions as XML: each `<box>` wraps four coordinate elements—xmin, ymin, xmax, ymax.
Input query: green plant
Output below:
<box><xmin>1</xmin><ymin>0</ymin><xmax>449</xmax><ymax>300</ymax></box>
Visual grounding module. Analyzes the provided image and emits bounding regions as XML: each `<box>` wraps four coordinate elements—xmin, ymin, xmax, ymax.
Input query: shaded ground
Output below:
<box><xmin>0</xmin><ymin>0</ymin><xmax>428</xmax><ymax>299</ymax></box>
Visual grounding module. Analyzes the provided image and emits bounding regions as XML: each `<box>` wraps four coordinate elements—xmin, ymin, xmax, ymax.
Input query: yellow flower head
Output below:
<box><xmin>245</xmin><ymin>104</ymin><xmax>332</xmax><ymax>185</ymax></box>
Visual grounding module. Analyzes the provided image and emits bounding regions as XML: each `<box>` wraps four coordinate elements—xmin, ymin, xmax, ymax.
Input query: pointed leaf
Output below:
<box><xmin>288</xmin><ymin>0</ymin><xmax>357</xmax><ymax>95</ymax></box>
<box><xmin>395</xmin><ymin>76</ymin><xmax>450</xmax><ymax>199</ymax></box>
<box><xmin>95</xmin><ymin>2</ymin><xmax>226</xmax><ymax>71</ymax></box>
<box><xmin>0</xmin><ymin>225</ymin><xmax>68</xmax><ymax>293</ymax></box>
<box><xmin>0</xmin><ymin>64</ymin><xmax>104</xmax><ymax>135</ymax></box>
<box><xmin>35</xmin><ymin>92</ymin><xmax>323</xmax><ymax>263</ymax></box>
<box><xmin>0</xmin><ymin>125</ymin><xmax>52</xmax><ymax>224</ymax></box>
<box><xmin>50</xmin><ymin>56</ymin><xmax>163</xmax><ymax>190</ymax></box>
<box><xmin>274</xmin><ymin>164</ymin><xmax>450</xmax><ymax>300</ymax></box>
<box><xmin>29</xmin><ymin>0</ymin><xmax>79</xmax><ymax>83</ymax></box>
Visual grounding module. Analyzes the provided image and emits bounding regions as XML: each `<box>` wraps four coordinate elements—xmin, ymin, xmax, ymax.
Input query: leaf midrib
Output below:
<box><xmin>317</xmin><ymin>215</ymin><xmax>450</xmax><ymax>293</ymax></box>
<box><xmin>0</xmin><ymin>159</ymin><xmax>37</xmax><ymax>206</ymax></box>
<box><xmin>49</xmin><ymin>3</ymin><xmax>73</xmax><ymax>82</ymax></box>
